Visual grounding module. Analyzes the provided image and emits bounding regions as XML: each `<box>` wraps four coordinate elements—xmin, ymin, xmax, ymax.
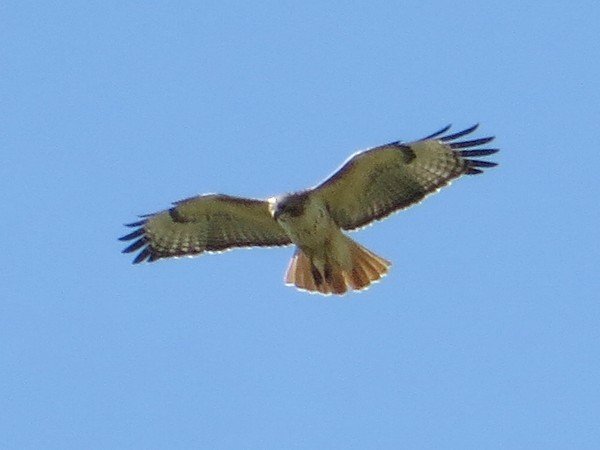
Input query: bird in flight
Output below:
<box><xmin>120</xmin><ymin>124</ymin><xmax>498</xmax><ymax>295</ymax></box>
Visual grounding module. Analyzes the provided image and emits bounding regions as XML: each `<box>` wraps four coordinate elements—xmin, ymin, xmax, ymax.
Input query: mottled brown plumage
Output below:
<box><xmin>120</xmin><ymin>124</ymin><xmax>498</xmax><ymax>295</ymax></box>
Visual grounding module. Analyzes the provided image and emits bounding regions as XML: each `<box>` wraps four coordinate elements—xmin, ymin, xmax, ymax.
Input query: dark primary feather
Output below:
<box><xmin>119</xmin><ymin>228</ymin><xmax>145</xmax><ymax>241</ymax></box>
<box><xmin>440</xmin><ymin>123</ymin><xmax>480</xmax><ymax>141</ymax></box>
<box><xmin>122</xmin><ymin>236</ymin><xmax>147</xmax><ymax>253</ymax></box>
<box><xmin>457</xmin><ymin>149</ymin><xmax>499</xmax><ymax>157</ymax></box>
<box><xmin>133</xmin><ymin>247</ymin><xmax>152</xmax><ymax>264</ymax></box>
<box><xmin>467</xmin><ymin>160</ymin><xmax>498</xmax><ymax>168</ymax></box>
<box><xmin>419</xmin><ymin>124</ymin><xmax>452</xmax><ymax>141</ymax></box>
<box><xmin>449</xmin><ymin>136</ymin><xmax>495</xmax><ymax>149</ymax></box>
<box><xmin>124</xmin><ymin>219</ymin><xmax>146</xmax><ymax>227</ymax></box>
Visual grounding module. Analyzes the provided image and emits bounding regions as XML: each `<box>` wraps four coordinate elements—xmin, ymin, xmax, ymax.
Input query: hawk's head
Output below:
<box><xmin>269</xmin><ymin>192</ymin><xmax>310</xmax><ymax>221</ymax></box>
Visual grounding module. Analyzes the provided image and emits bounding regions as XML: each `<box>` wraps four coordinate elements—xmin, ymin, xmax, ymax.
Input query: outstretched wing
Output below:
<box><xmin>120</xmin><ymin>194</ymin><xmax>292</xmax><ymax>263</ymax></box>
<box><xmin>312</xmin><ymin>124</ymin><xmax>498</xmax><ymax>230</ymax></box>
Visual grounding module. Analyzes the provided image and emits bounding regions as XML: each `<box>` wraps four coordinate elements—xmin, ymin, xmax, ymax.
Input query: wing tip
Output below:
<box><xmin>431</xmin><ymin>123</ymin><xmax>500</xmax><ymax>175</ymax></box>
<box><xmin>118</xmin><ymin>228</ymin><xmax>145</xmax><ymax>242</ymax></box>
<box><xmin>132</xmin><ymin>247</ymin><xmax>152</xmax><ymax>264</ymax></box>
<box><xmin>422</xmin><ymin>123</ymin><xmax>499</xmax><ymax>175</ymax></box>
<box><xmin>124</xmin><ymin>219</ymin><xmax>147</xmax><ymax>228</ymax></box>
<box><xmin>422</xmin><ymin>124</ymin><xmax>496</xmax><ymax>150</ymax></box>
<box><xmin>457</xmin><ymin>148</ymin><xmax>499</xmax><ymax>157</ymax></box>
<box><xmin>449</xmin><ymin>136</ymin><xmax>495</xmax><ymax>149</ymax></box>
<box><xmin>467</xmin><ymin>160</ymin><xmax>498</xmax><ymax>168</ymax></box>
<box><xmin>439</xmin><ymin>123</ymin><xmax>480</xmax><ymax>142</ymax></box>
<box><xmin>120</xmin><ymin>219</ymin><xmax>158</xmax><ymax>263</ymax></box>
<box><xmin>420</xmin><ymin>124</ymin><xmax>452</xmax><ymax>141</ymax></box>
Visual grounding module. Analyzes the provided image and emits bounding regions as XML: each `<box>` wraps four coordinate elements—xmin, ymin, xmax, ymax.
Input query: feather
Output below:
<box><xmin>133</xmin><ymin>247</ymin><xmax>151</xmax><ymax>264</ymax></box>
<box><xmin>118</xmin><ymin>228</ymin><xmax>145</xmax><ymax>241</ymax></box>
<box><xmin>449</xmin><ymin>136</ymin><xmax>495</xmax><ymax>149</ymax></box>
<box><xmin>420</xmin><ymin>124</ymin><xmax>452</xmax><ymax>141</ymax></box>
<box><xmin>124</xmin><ymin>220</ymin><xmax>146</xmax><ymax>227</ymax></box>
<box><xmin>122</xmin><ymin>237</ymin><xmax>147</xmax><ymax>254</ymax></box>
<box><xmin>467</xmin><ymin>160</ymin><xmax>498</xmax><ymax>168</ymax></box>
<box><xmin>458</xmin><ymin>149</ymin><xmax>499</xmax><ymax>157</ymax></box>
<box><xmin>440</xmin><ymin>124</ymin><xmax>479</xmax><ymax>141</ymax></box>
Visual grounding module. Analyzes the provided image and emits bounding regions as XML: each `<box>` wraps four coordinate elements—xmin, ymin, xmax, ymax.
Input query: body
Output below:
<box><xmin>120</xmin><ymin>124</ymin><xmax>498</xmax><ymax>295</ymax></box>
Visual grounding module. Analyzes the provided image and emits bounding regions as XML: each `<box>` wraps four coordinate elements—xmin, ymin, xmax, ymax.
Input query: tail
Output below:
<box><xmin>285</xmin><ymin>239</ymin><xmax>391</xmax><ymax>296</ymax></box>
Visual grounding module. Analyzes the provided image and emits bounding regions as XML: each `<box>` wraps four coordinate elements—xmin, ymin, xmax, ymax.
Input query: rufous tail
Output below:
<box><xmin>285</xmin><ymin>240</ymin><xmax>391</xmax><ymax>296</ymax></box>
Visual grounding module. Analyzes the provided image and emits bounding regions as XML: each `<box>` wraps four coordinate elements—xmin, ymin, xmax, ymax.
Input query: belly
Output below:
<box><xmin>282</xmin><ymin>216</ymin><xmax>352</xmax><ymax>272</ymax></box>
<box><xmin>279</xmin><ymin>212</ymin><xmax>337</xmax><ymax>254</ymax></box>
<box><xmin>283</xmin><ymin>220</ymin><xmax>325</xmax><ymax>248</ymax></box>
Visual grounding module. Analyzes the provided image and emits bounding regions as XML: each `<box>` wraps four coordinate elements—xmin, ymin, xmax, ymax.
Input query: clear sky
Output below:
<box><xmin>2</xmin><ymin>1</ymin><xmax>599</xmax><ymax>448</ymax></box>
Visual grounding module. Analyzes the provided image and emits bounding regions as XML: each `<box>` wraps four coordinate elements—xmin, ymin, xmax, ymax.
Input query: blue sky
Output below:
<box><xmin>2</xmin><ymin>1</ymin><xmax>599</xmax><ymax>448</ymax></box>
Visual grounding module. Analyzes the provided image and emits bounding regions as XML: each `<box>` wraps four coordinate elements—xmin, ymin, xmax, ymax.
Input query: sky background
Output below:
<box><xmin>2</xmin><ymin>1</ymin><xmax>599</xmax><ymax>448</ymax></box>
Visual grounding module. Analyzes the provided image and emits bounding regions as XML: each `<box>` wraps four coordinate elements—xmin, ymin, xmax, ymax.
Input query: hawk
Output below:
<box><xmin>120</xmin><ymin>124</ymin><xmax>498</xmax><ymax>295</ymax></box>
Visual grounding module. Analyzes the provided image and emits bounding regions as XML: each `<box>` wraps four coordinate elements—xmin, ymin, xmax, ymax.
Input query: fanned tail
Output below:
<box><xmin>285</xmin><ymin>239</ymin><xmax>391</xmax><ymax>296</ymax></box>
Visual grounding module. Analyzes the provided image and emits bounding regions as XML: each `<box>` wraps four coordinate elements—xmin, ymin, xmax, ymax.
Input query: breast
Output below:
<box><xmin>280</xmin><ymin>199</ymin><xmax>337</xmax><ymax>250</ymax></box>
